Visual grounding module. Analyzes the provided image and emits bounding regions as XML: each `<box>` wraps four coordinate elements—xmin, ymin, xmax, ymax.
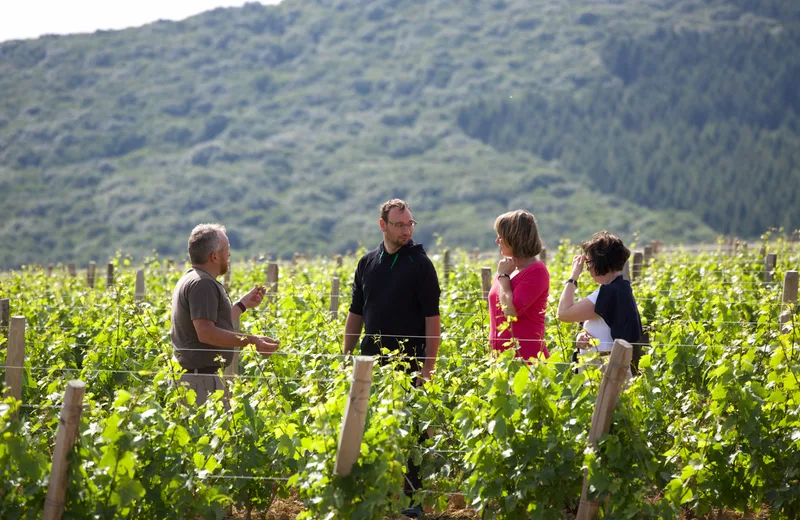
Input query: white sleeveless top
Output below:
<box><xmin>580</xmin><ymin>288</ymin><xmax>614</xmax><ymax>355</ymax></box>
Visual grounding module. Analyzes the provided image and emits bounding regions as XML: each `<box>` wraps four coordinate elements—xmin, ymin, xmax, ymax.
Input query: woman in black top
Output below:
<box><xmin>556</xmin><ymin>231</ymin><xmax>642</xmax><ymax>367</ymax></box>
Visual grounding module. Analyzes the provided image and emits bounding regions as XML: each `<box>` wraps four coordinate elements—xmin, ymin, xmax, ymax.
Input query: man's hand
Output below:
<box><xmin>253</xmin><ymin>336</ymin><xmax>279</xmax><ymax>357</ymax></box>
<box><xmin>238</xmin><ymin>284</ymin><xmax>267</xmax><ymax>310</ymax></box>
<box><xmin>417</xmin><ymin>363</ymin><xmax>435</xmax><ymax>387</ymax></box>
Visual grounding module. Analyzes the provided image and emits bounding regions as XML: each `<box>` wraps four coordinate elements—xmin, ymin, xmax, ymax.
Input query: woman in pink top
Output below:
<box><xmin>488</xmin><ymin>210</ymin><xmax>550</xmax><ymax>361</ymax></box>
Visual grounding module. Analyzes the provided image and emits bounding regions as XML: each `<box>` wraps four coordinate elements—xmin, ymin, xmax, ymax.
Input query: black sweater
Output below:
<box><xmin>595</xmin><ymin>275</ymin><xmax>643</xmax><ymax>344</ymax></box>
<box><xmin>349</xmin><ymin>240</ymin><xmax>440</xmax><ymax>359</ymax></box>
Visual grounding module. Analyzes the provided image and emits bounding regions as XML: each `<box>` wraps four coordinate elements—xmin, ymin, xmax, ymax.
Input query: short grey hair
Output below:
<box><xmin>188</xmin><ymin>223</ymin><xmax>226</xmax><ymax>264</ymax></box>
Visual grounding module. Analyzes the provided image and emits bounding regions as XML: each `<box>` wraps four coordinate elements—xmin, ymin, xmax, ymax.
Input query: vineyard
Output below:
<box><xmin>1</xmin><ymin>239</ymin><xmax>799</xmax><ymax>519</ymax></box>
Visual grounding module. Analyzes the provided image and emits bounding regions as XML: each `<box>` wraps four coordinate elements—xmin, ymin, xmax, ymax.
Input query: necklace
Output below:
<box><xmin>515</xmin><ymin>257</ymin><xmax>537</xmax><ymax>271</ymax></box>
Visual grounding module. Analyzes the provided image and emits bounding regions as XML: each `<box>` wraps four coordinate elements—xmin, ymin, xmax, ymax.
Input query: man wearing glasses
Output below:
<box><xmin>343</xmin><ymin>198</ymin><xmax>441</xmax><ymax>518</ymax></box>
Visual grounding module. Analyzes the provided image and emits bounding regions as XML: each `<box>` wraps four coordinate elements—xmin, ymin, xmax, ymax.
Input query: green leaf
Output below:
<box><xmin>709</xmin><ymin>364</ymin><xmax>730</xmax><ymax>379</ymax></box>
<box><xmin>512</xmin><ymin>367</ymin><xmax>529</xmax><ymax>398</ymax></box>
<box><xmin>193</xmin><ymin>452</ymin><xmax>205</xmax><ymax>468</ymax></box>
<box><xmin>117</xmin><ymin>478</ymin><xmax>146</xmax><ymax>507</ymax></box>
<box><xmin>117</xmin><ymin>451</ymin><xmax>137</xmax><ymax>476</ymax></box>
<box><xmin>172</xmin><ymin>425</ymin><xmax>190</xmax><ymax>447</ymax></box>
<box><xmin>768</xmin><ymin>389</ymin><xmax>786</xmax><ymax>404</ymax></box>
<box><xmin>99</xmin><ymin>446</ymin><xmax>118</xmax><ymax>470</ymax></box>
<box><xmin>102</xmin><ymin>414</ymin><xmax>122</xmax><ymax>442</ymax></box>
<box><xmin>711</xmin><ymin>384</ymin><xmax>727</xmax><ymax>401</ymax></box>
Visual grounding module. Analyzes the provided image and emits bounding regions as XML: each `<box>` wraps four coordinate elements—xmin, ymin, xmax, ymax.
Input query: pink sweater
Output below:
<box><xmin>488</xmin><ymin>261</ymin><xmax>550</xmax><ymax>361</ymax></box>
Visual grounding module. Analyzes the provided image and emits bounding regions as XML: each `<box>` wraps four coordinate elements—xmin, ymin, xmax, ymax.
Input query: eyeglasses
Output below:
<box><xmin>585</xmin><ymin>259</ymin><xmax>595</xmax><ymax>267</ymax></box>
<box><xmin>387</xmin><ymin>220</ymin><xmax>417</xmax><ymax>231</ymax></box>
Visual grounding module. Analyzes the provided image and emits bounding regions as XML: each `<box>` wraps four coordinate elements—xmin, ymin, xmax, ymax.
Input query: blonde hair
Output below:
<box><xmin>494</xmin><ymin>210</ymin><xmax>543</xmax><ymax>258</ymax></box>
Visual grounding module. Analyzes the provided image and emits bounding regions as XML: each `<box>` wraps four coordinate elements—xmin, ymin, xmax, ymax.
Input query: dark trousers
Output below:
<box><xmin>404</xmin><ymin>375</ymin><xmax>429</xmax><ymax>499</ymax></box>
<box><xmin>367</xmin><ymin>344</ymin><xmax>428</xmax><ymax>498</ymax></box>
<box><xmin>405</xmin><ymin>430</ymin><xmax>430</xmax><ymax>498</ymax></box>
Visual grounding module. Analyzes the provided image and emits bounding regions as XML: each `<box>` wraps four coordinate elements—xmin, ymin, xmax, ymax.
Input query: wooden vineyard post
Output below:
<box><xmin>334</xmin><ymin>356</ymin><xmax>374</xmax><ymax>476</ymax></box>
<box><xmin>443</xmin><ymin>249</ymin><xmax>451</xmax><ymax>285</ymax></box>
<box><xmin>0</xmin><ymin>298</ymin><xmax>9</xmax><ymax>334</ymax></box>
<box><xmin>764</xmin><ymin>253</ymin><xmax>777</xmax><ymax>283</ymax></box>
<box><xmin>134</xmin><ymin>269</ymin><xmax>146</xmax><ymax>302</ymax></box>
<box><xmin>5</xmin><ymin>316</ymin><xmax>25</xmax><ymax>402</ymax></box>
<box><xmin>47</xmin><ymin>265</ymin><xmax>54</xmax><ymax>276</ymax></box>
<box><xmin>224</xmin><ymin>312</ymin><xmax>241</xmax><ymax>378</ymax></box>
<box><xmin>87</xmin><ymin>261</ymin><xmax>96</xmax><ymax>289</ymax></box>
<box><xmin>781</xmin><ymin>271</ymin><xmax>799</xmax><ymax>333</ymax></box>
<box><xmin>330</xmin><ymin>277</ymin><xmax>341</xmax><ymax>321</ymax></box>
<box><xmin>266</xmin><ymin>263</ymin><xmax>279</xmax><ymax>304</ymax></box>
<box><xmin>223</xmin><ymin>355</ymin><xmax>239</xmax><ymax>378</ymax></box>
<box><xmin>224</xmin><ymin>278</ymin><xmax>244</xmax><ymax>379</ymax></box>
<box><xmin>223</xmin><ymin>352</ymin><xmax>239</xmax><ymax>377</ymax></box>
<box><xmin>471</xmin><ymin>248</ymin><xmax>480</xmax><ymax>262</ymax></box>
<box><xmin>42</xmin><ymin>380</ymin><xmax>86</xmax><ymax>520</ymax></box>
<box><xmin>649</xmin><ymin>240</ymin><xmax>661</xmax><ymax>255</ymax></box>
<box><xmin>643</xmin><ymin>245</ymin><xmax>653</xmax><ymax>266</ymax></box>
<box><xmin>481</xmin><ymin>267</ymin><xmax>492</xmax><ymax>300</ymax></box>
<box><xmin>576</xmin><ymin>339</ymin><xmax>633</xmax><ymax>520</ymax></box>
<box><xmin>335</xmin><ymin>254</ymin><xmax>343</xmax><ymax>269</ymax></box>
<box><xmin>106</xmin><ymin>263</ymin><xmax>114</xmax><ymax>289</ymax></box>
<box><xmin>632</xmin><ymin>252</ymin><xmax>643</xmax><ymax>282</ymax></box>
<box><xmin>224</xmin><ymin>264</ymin><xmax>232</xmax><ymax>293</ymax></box>
<box><xmin>67</xmin><ymin>263</ymin><xmax>77</xmax><ymax>277</ymax></box>
<box><xmin>622</xmin><ymin>260</ymin><xmax>631</xmax><ymax>282</ymax></box>
<box><xmin>539</xmin><ymin>248</ymin><xmax>547</xmax><ymax>265</ymax></box>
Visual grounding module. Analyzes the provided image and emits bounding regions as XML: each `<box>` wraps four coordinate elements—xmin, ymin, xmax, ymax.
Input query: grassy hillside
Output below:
<box><xmin>1</xmin><ymin>0</ymin><xmax>796</xmax><ymax>268</ymax></box>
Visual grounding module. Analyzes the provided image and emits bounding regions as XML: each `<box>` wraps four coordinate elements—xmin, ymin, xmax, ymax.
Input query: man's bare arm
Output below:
<box><xmin>343</xmin><ymin>312</ymin><xmax>364</xmax><ymax>355</ymax></box>
<box><xmin>422</xmin><ymin>315</ymin><xmax>441</xmax><ymax>378</ymax></box>
<box><xmin>193</xmin><ymin>319</ymin><xmax>279</xmax><ymax>357</ymax></box>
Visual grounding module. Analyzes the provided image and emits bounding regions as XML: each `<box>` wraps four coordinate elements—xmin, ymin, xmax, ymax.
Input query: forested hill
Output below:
<box><xmin>0</xmin><ymin>0</ymin><xmax>797</xmax><ymax>268</ymax></box>
<box><xmin>457</xmin><ymin>5</ymin><xmax>800</xmax><ymax>237</ymax></box>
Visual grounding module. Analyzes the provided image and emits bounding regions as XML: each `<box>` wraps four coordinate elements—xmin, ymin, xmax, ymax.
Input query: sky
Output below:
<box><xmin>0</xmin><ymin>0</ymin><xmax>282</xmax><ymax>43</ymax></box>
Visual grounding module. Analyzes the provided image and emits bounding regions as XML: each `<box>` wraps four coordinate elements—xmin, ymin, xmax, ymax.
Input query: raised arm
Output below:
<box><xmin>557</xmin><ymin>254</ymin><xmax>600</xmax><ymax>323</ymax></box>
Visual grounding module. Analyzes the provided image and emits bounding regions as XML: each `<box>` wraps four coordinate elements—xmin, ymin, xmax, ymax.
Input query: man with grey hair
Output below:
<box><xmin>171</xmin><ymin>223</ymin><xmax>279</xmax><ymax>408</ymax></box>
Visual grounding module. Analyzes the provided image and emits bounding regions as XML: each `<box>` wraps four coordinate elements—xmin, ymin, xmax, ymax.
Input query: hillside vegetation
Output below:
<box><xmin>1</xmin><ymin>0</ymin><xmax>798</xmax><ymax>267</ymax></box>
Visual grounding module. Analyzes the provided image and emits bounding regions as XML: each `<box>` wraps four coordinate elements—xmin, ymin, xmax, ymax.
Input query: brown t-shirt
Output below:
<box><xmin>170</xmin><ymin>267</ymin><xmax>234</xmax><ymax>369</ymax></box>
